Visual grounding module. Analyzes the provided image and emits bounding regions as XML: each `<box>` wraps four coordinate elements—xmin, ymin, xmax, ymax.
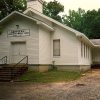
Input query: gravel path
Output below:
<box><xmin>0</xmin><ymin>69</ymin><xmax>100</xmax><ymax>100</ymax></box>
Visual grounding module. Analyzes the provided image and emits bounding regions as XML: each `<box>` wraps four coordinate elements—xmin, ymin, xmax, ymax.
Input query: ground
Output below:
<box><xmin>0</xmin><ymin>69</ymin><xmax>100</xmax><ymax>100</ymax></box>
<box><xmin>19</xmin><ymin>70</ymin><xmax>81</xmax><ymax>83</ymax></box>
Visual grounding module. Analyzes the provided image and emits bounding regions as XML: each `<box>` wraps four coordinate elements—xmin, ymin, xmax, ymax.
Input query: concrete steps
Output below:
<box><xmin>0</xmin><ymin>64</ymin><xmax>28</xmax><ymax>81</ymax></box>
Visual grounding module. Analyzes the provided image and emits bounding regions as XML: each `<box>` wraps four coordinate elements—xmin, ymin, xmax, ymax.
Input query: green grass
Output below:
<box><xmin>19</xmin><ymin>70</ymin><xmax>82</xmax><ymax>83</ymax></box>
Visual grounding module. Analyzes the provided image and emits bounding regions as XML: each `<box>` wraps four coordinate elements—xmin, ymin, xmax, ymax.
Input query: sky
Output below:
<box><xmin>45</xmin><ymin>0</ymin><xmax>100</xmax><ymax>14</ymax></box>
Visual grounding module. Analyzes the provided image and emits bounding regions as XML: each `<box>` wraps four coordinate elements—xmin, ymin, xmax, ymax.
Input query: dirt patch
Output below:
<box><xmin>0</xmin><ymin>69</ymin><xmax>100</xmax><ymax>100</ymax></box>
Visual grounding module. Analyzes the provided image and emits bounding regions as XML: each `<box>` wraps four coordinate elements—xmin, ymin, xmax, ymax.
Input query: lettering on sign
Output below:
<box><xmin>7</xmin><ymin>29</ymin><xmax>30</xmax><ymax>37</ymax></box>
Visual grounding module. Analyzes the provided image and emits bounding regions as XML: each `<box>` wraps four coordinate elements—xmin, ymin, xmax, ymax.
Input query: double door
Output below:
<box><xmin>11</xmin><ymin>42</ymin><xmax>26</xmax><ymax>63</ymax></box>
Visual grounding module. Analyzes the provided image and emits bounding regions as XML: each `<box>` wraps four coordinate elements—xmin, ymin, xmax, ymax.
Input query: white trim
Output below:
<box><xmin>37</xmin><ymin>21</ymin><xmax>54</xmax><ymax>32</ymax></box>
<box><xmin>27</xmin><ymin>0</ymin><xmax>44</xmax><ymax>4</ymax></box>
<box><xmin>0</xmin><ymin>11</ymin><xmax>54</xmax><ymax>31</ymax></box>
<box><xmin>94</xmin><ymin>45</ymin><xmax>100</xmax><ymax>48</ymax></box>
<box><xmin>77</xmin><ymin>34</ymin><xmax>94</xmax><ymax>47</ymax></box>
<box><xmin>0</xmin><ymin>11</ymin><xmax>37</xmax><ymax>24</ymax></box>
<box><xmin>24</xmin><ymin>8</ymin><xmax>94</xmax><ymax>47</ymax></box>
<box><xmin>23</xmin><ymin>7</ymin><xmax>100</xmax><ymax>47</ymax></box>
<box><xmin>24</xmin><ymin>8</ymin><xmax>81</xmax><ymax>35</ymax></box>
<box><xmin>0</xmin><ymin>10</ymin><xmax>99</xmax><ymax>48</ymax></box>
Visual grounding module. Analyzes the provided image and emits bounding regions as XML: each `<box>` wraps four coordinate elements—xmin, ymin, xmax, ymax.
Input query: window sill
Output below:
<box><xmin>53</xmin><ymin>56</ymin><xmax>60</xmax><ymax>58</ymax></box>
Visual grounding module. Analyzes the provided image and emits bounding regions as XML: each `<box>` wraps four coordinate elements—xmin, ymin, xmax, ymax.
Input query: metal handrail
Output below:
<box><xmin>13</xmin><ymin>56</ymin><xmax>28</xmax><ymax>67</ymax></box>
<box><xmin>10</xmin><ymin>56</ymin><xmax>28</xmax><ymax>80</ymax></box>
<box><xmin>0</xmin><ymin>56</ymin><xmax>7</xmax><ymax>64</ymax></box>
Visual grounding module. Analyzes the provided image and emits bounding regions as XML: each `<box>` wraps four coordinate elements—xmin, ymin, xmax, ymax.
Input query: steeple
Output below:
<box><xmin>27</xmin><ymin>0</ymin><xmax>43</xmax><ymax>13</ymax></box>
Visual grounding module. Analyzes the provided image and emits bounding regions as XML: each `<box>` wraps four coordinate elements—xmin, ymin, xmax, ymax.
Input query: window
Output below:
<box><xmin>88</xmin><ymin>47</ymin><xmax>90</xmax><ymax>59</ymax></box>
<box><xmin>84</xmin><ymin>43</ymin><xmax>85</xmax><ymax>58</ymax></box>
<box><xmin>88</xmin><ymin>46</ymin><xmax>89</xmax><ymax>58</ymax></box>
<box><xmin>81</xmin><ymin>41</ymin><xmax>90</xmax><ymax>59</ymax></box>
<box><xmin>81</xmin><ymin>41</ymin><xmax>83</xmax><ymax>57</ymax></box>
<box><xmin>86</xmin><ymin>45</ymin><xmax>88</xmax><ymax>58</ymax></box>
<box><xmin>53</xmin><ymin>39</ymin><xmax>60</xmax><ymax>56</ymax></box>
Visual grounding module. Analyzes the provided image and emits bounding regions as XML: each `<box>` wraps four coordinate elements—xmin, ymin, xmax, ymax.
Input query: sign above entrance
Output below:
<box><xmin>8</xmin><ymin>29</ymin><xmax>30</xmax><ymax>37</ymax></box>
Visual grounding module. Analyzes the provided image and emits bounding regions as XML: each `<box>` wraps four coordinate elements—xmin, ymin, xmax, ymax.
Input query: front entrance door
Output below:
<box><xmin>11</xmin><ymin>42</ymin><xmax>26</xmax><ymax>63</ymax></box>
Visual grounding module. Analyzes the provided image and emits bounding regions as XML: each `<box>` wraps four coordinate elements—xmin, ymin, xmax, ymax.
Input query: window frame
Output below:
<box><xmin>81</xmin><ymin>41</ymin><xmax>83</xmax><ymax>57</ymax></box>
<box><xmin>53</xmin><ymin>39</ymin><xmax>60</xmax><ymax>57</ymax></box>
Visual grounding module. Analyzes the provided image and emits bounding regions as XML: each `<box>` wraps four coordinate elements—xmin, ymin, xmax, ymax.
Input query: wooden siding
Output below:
<box><xmin>0</xmin><ymin>16</ymin><xmax>39</xmax><ymax>64</ymax></box>
<box><xmin>26</xmin><ymin>12</ymin><xmax>53</xmax><ymax>28</ymax></box>
<box><xmin>39</xmin><ymin>26</ymin><xmax>51</xmax><ymax>64</ymax></box>
<box><xmin>0</xmin><ymin>11</ymin><xmax>93</xmax><ymax>67</ymax></box>
<box><xmin>51</xmin><ymin>25</ymin><xmax>79</xmax><ymax>65</ymax></box>
<box><xmin>78</xmin><ymin>41</ymin><xmax>92</xmax><ymax>65</ymax></box>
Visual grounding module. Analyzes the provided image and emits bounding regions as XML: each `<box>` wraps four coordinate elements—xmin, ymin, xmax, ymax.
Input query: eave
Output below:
<box><xmin>0</xmin><ymin>11</ymin><xmax>54</xmax><ymax>32</ymax></box>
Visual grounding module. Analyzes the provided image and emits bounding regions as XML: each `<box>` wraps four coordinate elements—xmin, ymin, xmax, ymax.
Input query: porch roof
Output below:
<box><xmin>91</xmin><ymin>39</ymin><xmax>100</xmax><ymax>45</ymax></box>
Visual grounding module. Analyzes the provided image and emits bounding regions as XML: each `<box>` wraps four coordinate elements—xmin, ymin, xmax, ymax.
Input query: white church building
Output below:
<box><xmin>0</xmin><ymin>0</ymin><xmax>100</xmax><ymax>72</ymax></box>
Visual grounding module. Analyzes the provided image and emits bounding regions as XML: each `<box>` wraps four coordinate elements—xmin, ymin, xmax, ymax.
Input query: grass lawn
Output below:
<box><xmin>19</xmin><ymin>70</ymin><xmax>82</xmax><ymax>83</ymax></box>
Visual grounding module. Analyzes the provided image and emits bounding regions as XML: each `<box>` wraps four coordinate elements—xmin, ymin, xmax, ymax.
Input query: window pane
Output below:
<box><xmin>81</xmin><ymin>41</ymin><xmax>83</xmax><ymax>57</ymax></box>
<box><xmin>53</xmin><ymin>40</ymin><xmax>60</xmax><ymax>56</ymax></box>
<box><xmin>84</xmin><ymin>43</ymin><xmax>85</xmax><ymax>58</ymax></box>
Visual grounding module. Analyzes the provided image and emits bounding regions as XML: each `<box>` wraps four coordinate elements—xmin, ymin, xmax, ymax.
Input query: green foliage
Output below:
<box><xmin>62</xmin><ymin>8</ymin><xmax>100</xmax><ymax>39</ymax></box>
<box><xmin>19</xmin><ymin>70</ymin><xmax>81</xmax><ymax>83</ymax></box>
<box><xmin>0</xmin><ymin>0</ymin><xmax>99</xmax><ymax>39</ymax></box>
<box><xmin>62</xmin><ymin>8</ymin><xmax>85</xmax><ymax>32</ymax></box>
<box><xmin>91</xmin><ymin>16</ymin><xmax>100</xmax><ymax>38</ymax></box>
<box><xmin>43</xmin><ymin>0</ymin><xmax>64</xmax><ymax>23</ymax></box>
<box><xmin>83</xmin><ymin>9</ymin><xmax>100</xmax><ymax>39</ymax></box>
<box><xmin>0</xmin><ymin>0</ymin><xmax>27</xmax><ymax>19</ymax></box>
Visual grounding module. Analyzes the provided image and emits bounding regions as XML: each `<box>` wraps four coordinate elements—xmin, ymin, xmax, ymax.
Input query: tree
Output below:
<box><xmin>62</xmin><ymin>8</ymin><xmax>100</xmax><ymax>39</ymax></box>
<box><xmin>43</xmin><ymin>0</ymin><xmax>64</xmax><ymax>23</ymax></box>
<box><xmin>0</xmin><ymin>0</ymin><xmax>27</xmax><ymax>19</ymax></box>
<box><xmin>62</xmin><ymin>8</ymin><xmax>85</xmax><ymax>32</ymax></box>
<box><xmin>83</xmin><ymin>10</ymin><xmax>98</xmax><ymax>38</ymax></box>
<box><xmin>90</xmin><ymin>16</ymin><xmax>100</xmax><ymax>39</ymax></box>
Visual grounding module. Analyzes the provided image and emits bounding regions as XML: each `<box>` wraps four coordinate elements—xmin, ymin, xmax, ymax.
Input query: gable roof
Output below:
<box><xmin>24</xmin><ymin>7</ymin><xmax>94</xmax><ymax>47</ymax></box>
<box><xmin>24</xmin><ymin>8</ymin><xmax>81</xmax><ymax>35</ymax></box>
<box><xmin>0</xmin><ymin>11</ymin><xmax>54</xmax><ymax>31</ymax></box>
<box><xmin>0</xmin><ymin>9</ymin><xmax>94</xmax><ymax>47</ymax></box>
<box><xmin>0</xmin><ymin>9</ymin><xmax>98</xmax><ymax>47</ymax></box>
<box><xmin>0</xmin><ymin>11</ymin><xmax>37</xmax><ymax>25</ymax></box>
